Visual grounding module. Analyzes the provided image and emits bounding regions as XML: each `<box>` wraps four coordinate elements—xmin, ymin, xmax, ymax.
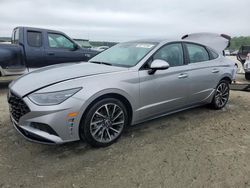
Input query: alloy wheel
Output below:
<box><xmin>90</xmin><ymin>103</ymin><xmax>125</xmax><ymax>143</ymax></box>
<box><xmin>215</xmin><ymin>82</ymin><xmax>229</xmax><ymax>108</ymax></box>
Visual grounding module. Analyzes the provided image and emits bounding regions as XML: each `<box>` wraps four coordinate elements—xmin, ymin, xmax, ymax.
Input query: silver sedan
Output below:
<box><xmin>8</xmin><ymin>34</ymin><xmax>235</xmax><ymax>147</ymax></box>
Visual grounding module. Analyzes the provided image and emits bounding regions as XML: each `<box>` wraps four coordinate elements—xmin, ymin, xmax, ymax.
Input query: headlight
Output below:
<box><xmin>28</xmin><ymin>87</ymin><xmax>82</xmax><ymax>106</ymax></box>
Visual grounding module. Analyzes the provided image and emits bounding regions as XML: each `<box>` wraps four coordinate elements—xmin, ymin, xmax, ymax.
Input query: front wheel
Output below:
<box><xmin>210</xmin><ymin>80</ymin><xmax>230</xmax><ymax>109</ymax></box>
<box><xmin>79</xmin><ymin>98</ymin><xmax>128</xmax><ymax>147</ymax></box>
<box><xmin>245</xmin><ymin>73</ymin><xmax>250</xmax><ymax>80</ymax></box>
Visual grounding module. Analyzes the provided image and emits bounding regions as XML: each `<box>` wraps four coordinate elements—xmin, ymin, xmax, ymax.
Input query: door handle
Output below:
<box><xmin>178</xmin><ymin>73</ymin><xmax>188</xmax><ymax>79</ymax></box>
<box><xmin>47</xmin><ymin>52</ymin><xmax>55</xmax><ymax>56</ymax></box>
<box><xmin>212</xmin><ymin>69</ymin><xmax>219</xmax><ymax>73</ymax></box>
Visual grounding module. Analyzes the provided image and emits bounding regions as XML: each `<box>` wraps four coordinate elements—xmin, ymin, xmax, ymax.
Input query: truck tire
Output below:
<box><xmin>245</xmin><ymin>73</ymin><xmax>250</xmax><ymax>80</ymax></box>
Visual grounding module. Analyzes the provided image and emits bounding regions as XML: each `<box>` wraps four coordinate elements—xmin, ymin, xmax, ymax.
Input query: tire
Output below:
<box><xmin>210</xmin><ymin>80</ymin><xmax>230</xmax><ymax>110</ymax></box>
<box><xmin>245</xmin><ymin>73</ymin><xmax>250</xmax><ymax>80</ymax></box>
<box><xmin>79</xmin><ymin>98</ymin><xmax>128</xmax><ymax>147</ymax></box>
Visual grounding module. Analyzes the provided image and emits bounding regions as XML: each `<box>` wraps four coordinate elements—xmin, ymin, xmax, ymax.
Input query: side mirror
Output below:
<box><xmin>72</xmin><ymin>43</ymin><xmax>80</xmax><ymax>51</ymax></box>
<box><xmin>148</xmin><ymin>59</ymin><xmax>170</xmax><ymax>75</ymax></box>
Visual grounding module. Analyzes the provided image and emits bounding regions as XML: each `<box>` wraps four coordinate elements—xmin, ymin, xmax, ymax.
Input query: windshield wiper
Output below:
<box><xmin>89</xmin><ymin>61</ymin><xmax>112</xmax><ymax>66</ymax></box>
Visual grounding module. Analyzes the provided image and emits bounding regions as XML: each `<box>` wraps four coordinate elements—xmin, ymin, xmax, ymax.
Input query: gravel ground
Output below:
<box><xmin>0</xmin><ymin>83</ymin><xmax>250</xmax><ymax>188</ymax></box>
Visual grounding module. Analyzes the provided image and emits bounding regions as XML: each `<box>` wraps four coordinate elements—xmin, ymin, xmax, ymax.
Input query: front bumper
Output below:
<box><xmin>9</xmin><ymin>94</ymin><xmax>85</xmax><ymax>144</ymax></box>
<box><xmin>11</xmin><ymin>117</ymin><xmax>63</xmax><ymax>144</ymax></box>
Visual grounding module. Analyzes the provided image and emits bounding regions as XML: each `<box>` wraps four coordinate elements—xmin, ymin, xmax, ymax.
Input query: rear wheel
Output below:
<box><xmin>210</xmin><ymin>80</ymin><xmax>230</xmax><ymax>109</ymax></box>
<box><xmin>245</xmin><ymin>73</ymin><xmax>250</xmax><ymax>80</ymax></box>
<box><xmin>80</xmin><ymin>98</ymin><xmax>128</xmax><ymax>147</ymax></box>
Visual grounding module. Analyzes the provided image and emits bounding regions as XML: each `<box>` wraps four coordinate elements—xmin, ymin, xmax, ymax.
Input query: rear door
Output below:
<box><xmin>183</xmin><ymin>42</ymin><xmax>220</xmax><ymax>105</ymax></box>
<box><xmin>24</xmin><ymin>30</ymin><xmax>45</xmax><ymax>68</ymax></box>
<box><xmin>44</xmin><ymin>33</ymin><xmax>88</xmax><ymax>66</ymax></box>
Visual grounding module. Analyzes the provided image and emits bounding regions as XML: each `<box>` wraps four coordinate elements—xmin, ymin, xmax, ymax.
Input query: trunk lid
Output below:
<box><xmin>182</xmin><ymin>32</ymin><xmax>231</xmax><ymax>54</ymax></box>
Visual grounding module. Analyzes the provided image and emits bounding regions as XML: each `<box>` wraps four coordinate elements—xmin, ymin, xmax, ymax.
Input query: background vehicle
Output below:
<box><xmin>230</xmin><ymin>50</ymin><xmax>238</xmax><ymax>56</ymax></box>
<box><xmin>8</xmin><ymin>33</ymin><xmax>235</xmax><ymax>147</ymax></box>
<box><xmin>224</xmin><ymin>50</ymin><xmax>230</xmax><ymax>56</ymax></box>
<box><xmin>0</xmin><ymin>41</ymin><xmax>11</xmax><ymax>44</ymax></box>
<box><xmin>74</xmin><ymin>39</ymin><xmax>92</xmax><ymax>49</ymax></box>
<box><xmin>0</xmin><ymin>27</ymin><xmax>99</xmax><ymax>77</ymax></box>
<box><xmin>92</xmin><ymin>46</ymin><xmax>110</xmax><ymax>52</ymax></box>
<box><xmin>243</xmin><ymin>53</ymin><xmax>250</xmax><ymax>80</ymax></box>
<box><xmin>237</xmin><ymin>45</ymin><xmax>250</xmax><ymax>65</ymax></box>
<box><xmin>0</xmin><ymin>37</ymin><xmax>11</xmax><ymax>43</ymax></box>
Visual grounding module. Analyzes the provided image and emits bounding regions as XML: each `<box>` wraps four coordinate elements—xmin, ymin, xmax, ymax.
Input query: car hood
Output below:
<box><xmin>10</xmin><ymin>62</ymin><xmax>127</xmax><ymax>97</ymax></box>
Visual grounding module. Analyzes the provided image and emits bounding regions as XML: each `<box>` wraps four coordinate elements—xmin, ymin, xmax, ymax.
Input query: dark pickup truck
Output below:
<box><xmin>0</xmin><ymin>27</ymin><xmax>99</xmax><ymax>76</ymax></box>
<box><xmin>237</xmin><ymin>45</ymin><xmax>250</xmax><ymax>65</ymax></box>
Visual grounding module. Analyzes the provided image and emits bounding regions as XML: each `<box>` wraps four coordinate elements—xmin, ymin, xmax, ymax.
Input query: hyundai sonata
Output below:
<box><xmin>8</xmin><ymin>33</ymin><xmax>235</xmax><ymax>147</ymax></box>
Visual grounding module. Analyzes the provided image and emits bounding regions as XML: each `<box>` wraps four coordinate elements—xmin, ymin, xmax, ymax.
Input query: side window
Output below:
<box><xmin>12</xmin><ymin>29</ymin><xmax>19</xmax><ymax>44</ymax></box>
<box><xmin>48</xmin><ymin>33</ymin><xmax>74</xmax><ymax>49</ymax></box>
<box><xmin>186</xmin><ymin>43</ymin><xmax>209</xmax><ymax>63</ymax></box>
<box><xmin>27</xmin><ymin>31</ymin><xmax>42</xmax><ymax>47</ymax></box>
<box><xmin>207</xmin><ymin>47</ymin><xmax>219</xmax><ymax>59</ymax></box>
<box><xmin>153</xmin><ymin>43</ymin><xmax>184</xmax><ymax>67</ymax></box>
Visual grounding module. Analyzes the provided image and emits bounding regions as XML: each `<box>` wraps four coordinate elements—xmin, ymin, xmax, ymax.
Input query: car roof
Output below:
<box><xmin>128</xmin><ymin>38</ymin><xmax>177</xmax><ymax>43</ymax></box>
<box><xmin>126</xmin><ymin>38</ymin><xmax>209</xmax><ymax>47</ymax></box>
<box><xmin>74</xmin><ymin>39</ymin><xmax>89</xmax><ymax>41</ymax></box>
<box><xmin>14</xmin><ymin>26</ymin><xmax>64</xmax><ymax>34</ymax></box>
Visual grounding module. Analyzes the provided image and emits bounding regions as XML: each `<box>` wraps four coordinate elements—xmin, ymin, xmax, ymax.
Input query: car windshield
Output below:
<box><xmin>89</xmin><ymin>42</ymin><xmax>157</xmax><ymax>67</ymax></box>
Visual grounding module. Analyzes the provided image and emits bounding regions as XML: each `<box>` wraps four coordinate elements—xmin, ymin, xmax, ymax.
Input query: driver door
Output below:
<box><xmin>138</xmin><ymin>43</ymin><xmax>190</xmax><ymax>120</ymax></box>
<box><xmin>45</xmin><ymin>33</ymin><xmax>86</xmax><ymax>66</ymax></box>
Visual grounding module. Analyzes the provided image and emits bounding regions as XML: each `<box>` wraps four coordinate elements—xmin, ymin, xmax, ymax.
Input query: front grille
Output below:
<box><xmin>8</xmin><ymin>92</ymin><xmax>30</xmax><ymax>122</ymax></box>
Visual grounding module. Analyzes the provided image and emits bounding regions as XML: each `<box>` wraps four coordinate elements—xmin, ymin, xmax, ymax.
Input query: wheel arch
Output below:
<box><xmin>79</xmin><ymin>90</ymin><xmax>134</xmax><ymax>129</ymax></box>
<box><xmin>220</xmin><ymin>76</ymin><xmax>232</xmax><ymax>84</ymax></box>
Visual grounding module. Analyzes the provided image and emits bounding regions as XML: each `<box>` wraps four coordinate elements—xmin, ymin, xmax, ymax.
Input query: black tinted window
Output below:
<box><xmin>153</xmin><ymin>43</ymin><xmax>184</xmax><ymax>67</ymax></box>
<box><xmin>27</xmin><ymin>31</ymin><xmax>42</xmax><ymax>47</ymax></box>
<box><xmin>186</xmin><ymin>43</ymin><xmax>209</xmax><ymax>63</ymax></box>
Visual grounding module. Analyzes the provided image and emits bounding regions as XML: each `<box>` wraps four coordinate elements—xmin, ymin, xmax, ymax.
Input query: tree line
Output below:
<box><xmin>228</xmin><ymin>36</ymin><xmax>250</xmax><ymax>51</ymax></box>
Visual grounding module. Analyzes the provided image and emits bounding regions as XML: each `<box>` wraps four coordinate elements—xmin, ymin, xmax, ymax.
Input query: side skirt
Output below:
<box><xmin>132</xmin><ymin>102</ymin><xmax>207</xmax><ymax>126</ymax></box>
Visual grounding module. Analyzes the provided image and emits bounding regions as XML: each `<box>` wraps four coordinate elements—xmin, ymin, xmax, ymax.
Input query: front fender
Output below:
<box><xmin>78</xmin><ymin>88</ymin><xmax>136</xmax><ymax>118</ymax></box>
